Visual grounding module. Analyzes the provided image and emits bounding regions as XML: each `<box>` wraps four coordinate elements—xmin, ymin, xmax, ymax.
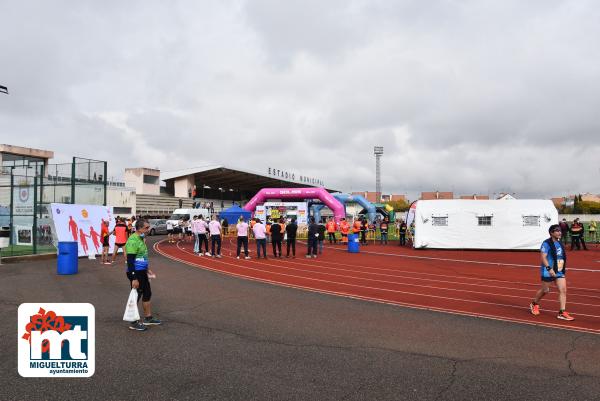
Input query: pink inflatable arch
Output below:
<box><xmin>243</xmin><ymin>187</ymin><xmax>345</xmax><ymax>222</ymax></box>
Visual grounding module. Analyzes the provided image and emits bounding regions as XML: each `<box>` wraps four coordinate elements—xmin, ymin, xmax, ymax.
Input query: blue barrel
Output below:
<box><xmin>57</xmin><ymin>241</ymin><xmax>78</xmax><ymax>275</ymax></box>
<box><xmin>347</xmin><ymin>234</ymin><xmax>360</xmax><ymax>253</ymax></box>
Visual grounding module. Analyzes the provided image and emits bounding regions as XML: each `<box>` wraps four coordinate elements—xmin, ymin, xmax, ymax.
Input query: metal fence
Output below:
<box><xmin>0</xmin><ymin>158</ymin><xmax>107</xmax><ymax>257</ymax></box>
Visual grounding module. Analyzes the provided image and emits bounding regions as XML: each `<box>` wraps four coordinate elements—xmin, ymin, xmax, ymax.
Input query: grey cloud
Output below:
<box><xmin>1</xmin><ymin>0</ymin><xmax>599</xmax><ymax>199</ymax></box>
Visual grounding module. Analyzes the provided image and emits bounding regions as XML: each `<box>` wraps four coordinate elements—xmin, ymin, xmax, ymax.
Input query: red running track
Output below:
<box><xmin>155</xmin><ymin>238</ymin><xmax>600</xmax><ymax>335</ymax></box>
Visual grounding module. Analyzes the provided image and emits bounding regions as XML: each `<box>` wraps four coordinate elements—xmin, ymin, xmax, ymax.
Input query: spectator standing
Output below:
<box><xmin>166</xmin><ymin>220</ymin><xmax>174</xmax><ymax>243</ymax></box>
<box><xmin>285</xmin><ymin>218</ymin><xmax>298</xmax><ymax>258</ymax></box>
<box><xmin>236</xmin><ymin>217</ymin><xmax>250</xmax><ymax>259</ymax></box>
<box><xmin>306</xmin><ymin>217</ymin><xmax>319</xmax><ymax>258</ymax></box>
<box><xmin>317</xmin><ymin>219</ymin><xmax>326</xmax><ymax>254</ymax></box>
<box><xmin>111</xmin><ymin>217</ymin><xmax>129</xmax><ymax>264</ymax></box>
<box><xmin>380</xmin><ymin>217</ymin><xmax>389</xmax><ymax>245</ymax></box>
<box><xmin>588</xmin><ymin>219</ymin><xmax>597</xmax><ymax>243</ymax></box>
<box><xmin>359</xmin><ymin>218</ymin><xmax>368</xmax><ymax>245</ymax></box>
<box><xmin>265</xmin><ymin>219</ymin><xmax>272</xmax><ymax>244</ymax></box>
<box><xmin>208</xmin><ymin>216</ymin><xmax>223</xmax><ymax>258</ymax></box>
<box><xmin>270</xmin><ymin>218</ymin><xmax>284</xmax><ymax>258</ymax></box>
<box><xmin>222</xmin><ymin>218</ymin><xmax>229</xmax><ymax>236</ymax></box>
<box><xmin>253</xmin><ymin>218</ymin><xmax>267</xmax><ymax>259</ymax></box>
<box><xmin>326</xmin><ymin>217</ymin><xmax>337</xmax><ymax>244</ymax></box>
<box><xmin>191</xmin><ymin>216</ymin><xmax>202</xmax><ymax>255</ymax></box>
<box><xmin>339</xmin><ymin>218</ymin><xmax>350</xmax><ymax>245</ymax></box>
<box><xmin>559</xmin><ymin>218</ymin><xmax>569</xmax><ymax>245</ymax></box>
<box><xmin>398</xmin><ymin>220</ymin><xmax>407</xmax><ymax>246</ymax></box>
<box><xmin>101</xmin><ymin>220</ymin><xmax>110</xmax><ymax>265</ymax></box>
<box><xmin>197</xmin><ymin>216</ymin><xmax>209</xmax><ymax>256</ymax></box>
<box><xmin>569</xmin><ymin>218</ymin><xmax>587</xmax><ymax>250</ymax></box>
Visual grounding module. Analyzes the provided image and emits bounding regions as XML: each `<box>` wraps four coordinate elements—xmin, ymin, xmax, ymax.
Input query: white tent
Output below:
<box><xmin>412</xmin><ymin>199</ymin><xmax>557</xmax><ymax>250</ymax></box>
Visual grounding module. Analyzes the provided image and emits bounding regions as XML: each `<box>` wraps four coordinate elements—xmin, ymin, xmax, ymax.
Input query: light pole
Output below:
<box><xmin>374</xmin><ymin>146</ymin><xmax>384</xmax><ymax>202</ymax></box>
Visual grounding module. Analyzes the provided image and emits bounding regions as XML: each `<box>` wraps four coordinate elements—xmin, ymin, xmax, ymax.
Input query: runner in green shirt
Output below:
<box><xmin>125</xmin><ymin>219</ymin><xmax>161</xmax><ymax>331</ymax></box>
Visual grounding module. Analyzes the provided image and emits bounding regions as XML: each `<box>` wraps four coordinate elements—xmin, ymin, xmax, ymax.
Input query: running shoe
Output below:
<box><xmin>312</xmin><ymin>255</ymin><xmax>317</xmax><ymax>259</ymax></box>
<box><xmin>305</xmin><ymin>255</ymin><xmax>312</xmax><ymax>258</ymax></box>
<box><xmin>245</xmin><ymin>256</ymin><xmax>251</xmax><ymax>260</ymax></box>
<box><xmin>529</xmin><ymin>303</ymin><xmax>540</xmax><ymax>316</ymax></box>
<box><xmin>129</xmin><ymin>321</ymin><xmax>148</xmax><ymax>331</ymax></box>
<box><xmin>236</xmin><ymin>256</ymin><xmax>240</xmax><ymax>259</ymax></box>
<box><xmin>557</xmin><ymin>311</ymin><xmax>575</xmax><ymax>321</ymax></box>
<box><xmin>143</xmin><ymin>317</ymin><xmax>162</xmax><ymax>325</ymax></box>
<box><xmin>205</xmin><ymin>252</ymin><xmax>211</xmax><ymax>256</ymax></box>
<box><xmin>216</xmin><ymin>255</ymin><xmax>222</xmax><ymax>258</ymax></box>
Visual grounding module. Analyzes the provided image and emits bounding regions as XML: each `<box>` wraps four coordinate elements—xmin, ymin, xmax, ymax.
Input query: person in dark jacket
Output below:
<box><xmin>398</xmin><ymin>220</ymin><xmax>407</xmax><ymax>246</ymax></box>
<box><xmin>285</xmin><ymin>218</ymin><xmax>298</xmax><ymax>258</ymax></box>
<box><xmin>559</xmin><ymin>218</ymin><xmax>569</xmax><ymax>245</ymax></box>
<box><xmin>270</xmin><ymin>218</ymin><xmax>284</xmax><ymax>257</ymax></box>
<box><xmin>317</xmin><ymin>220</ymin><xmax>326</xmax><ymax>254</ymax></box>
<box><xmin>306</xmin><ymin>217</ymin><xmax>319</xmax><ymax>258</ymax></box>
<box><xmin>360</xmin><ymin>218</ymin><xmax>368</xmax><ymax>245</ymax></box>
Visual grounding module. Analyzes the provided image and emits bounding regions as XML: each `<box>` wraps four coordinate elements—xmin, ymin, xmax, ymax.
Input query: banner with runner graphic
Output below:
<box><xmin>50</xmin><ymin>203</ymin><xmax>116</xmax><ymax>257</ymax></box>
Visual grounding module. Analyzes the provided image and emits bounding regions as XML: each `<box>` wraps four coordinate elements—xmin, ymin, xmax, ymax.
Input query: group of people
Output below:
<box><xmin>319</xmin><ymin>216</ymin><xmax>415</xmax><ymax>247</ymax></box>
<box><xmin>558</xmin><ymin>218</ymin><xmax>596</xmax><ymax>250</ymax></box>
<box><xmin>99</xmin><ymin>215</ymin><xmax>138</xmax><ymax>265</ymax></box>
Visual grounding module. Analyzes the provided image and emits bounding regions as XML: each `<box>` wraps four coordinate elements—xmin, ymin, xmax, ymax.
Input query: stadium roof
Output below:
<box><xmin>161</xmin><ymin>165</ymin><xmax>339</xmax><ymax>193</ymax></box>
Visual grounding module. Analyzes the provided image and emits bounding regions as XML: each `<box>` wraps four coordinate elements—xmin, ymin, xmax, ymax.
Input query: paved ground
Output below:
<box><xmin>1</xmin><ymin>236</ymin><xmax>599</xmax><ymax>401</ymax></box>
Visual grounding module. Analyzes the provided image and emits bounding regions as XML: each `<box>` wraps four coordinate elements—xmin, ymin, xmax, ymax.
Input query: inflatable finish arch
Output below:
<box><xmin>243</xmin><ymin>188</ymin><xmax>345</xmax><ymax>222</ymax></box>
<box><xmin>312</xmin><ymin>193</ymin><xmax>377</xmax><ymax>223</ymax></box>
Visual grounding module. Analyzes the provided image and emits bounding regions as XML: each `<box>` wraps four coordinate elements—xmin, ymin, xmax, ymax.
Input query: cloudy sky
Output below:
<box><xmin>1</xmin><ymin>0</ymin><xmax>599</xmax><ymax>200</ymax></box>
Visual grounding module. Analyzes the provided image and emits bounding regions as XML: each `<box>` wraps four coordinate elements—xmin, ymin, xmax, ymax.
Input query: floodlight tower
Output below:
<box><xmin>374</xmin><ymin>146</ymin><xmax>383</xmax><ymax>202</ymax></box>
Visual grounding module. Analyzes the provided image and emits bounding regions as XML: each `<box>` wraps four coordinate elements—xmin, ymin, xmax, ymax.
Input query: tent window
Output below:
<box><xmin>432</xmin><ymin>216</ymin><xmax>448</xmax><ymax>226</ymax></box>
<box><xmin>523</xmin><ymin>215</ymin><xmax>540</xmax><ymax>226</ymax></box>
<box><xmin>477</xmin><ymin>216</ymin><xmax>493</xmax><ymax>226</ymax></box>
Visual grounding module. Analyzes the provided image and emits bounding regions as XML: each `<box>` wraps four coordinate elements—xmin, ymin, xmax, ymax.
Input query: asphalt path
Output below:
<box><xmin>1</xmin><ymin>236</ymin><xmax>599</xmax><ymax>401</ymax></box>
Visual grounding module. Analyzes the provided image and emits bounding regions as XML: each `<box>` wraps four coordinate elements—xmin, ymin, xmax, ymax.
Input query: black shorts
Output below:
<box><xmin>167</xmin><ymin>229</ymin><xmax>173</xmax><ymax>234</ymax></box>
<box><xmin>115</xmin><ymin>242</ymin><xmax>126</xmax><ymax>248</ymax></box>
<box><xmin>127</xmin><ymin>270</ymin><xmax>152</xmax><ymax>302</ymax></box>
<box><xmin>102</xmin><ymin>236</ymin><xmax>110</xmax><ymax>247</ymax></box>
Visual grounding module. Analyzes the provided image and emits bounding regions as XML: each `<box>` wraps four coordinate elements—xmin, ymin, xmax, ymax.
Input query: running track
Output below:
<box><xmin>155</xmin><ymin>238</ymin><xmax>600</xmax><ymax>335</ymax></box>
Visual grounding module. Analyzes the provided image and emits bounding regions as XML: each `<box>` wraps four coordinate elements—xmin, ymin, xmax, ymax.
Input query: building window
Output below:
<box><xmin>143</xmin><ymin>175</ymin><xmax>159</xmax><ymax>185</ymax></box>
<box><xmin>113</xmin><ymin>207</ymin><xmax>132</xmax><ymax>215</ymax></box>
<box><xmin>477</xmin><ymin>216</ymin><xmax>493</xmax><ymax>226</ymax></box>
<box><xmin>523</xmin><ymin>215</ymin><xmax>540</xmax><ymax>226</ymax></box>
<box><xmin>432</xmin><ymin>216</ymin><xmax>448</xmax><ymax>226</ymax></box>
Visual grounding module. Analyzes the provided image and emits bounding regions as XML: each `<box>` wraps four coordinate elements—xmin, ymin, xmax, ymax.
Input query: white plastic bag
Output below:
<box><xmin>123</xmin><ymin>288</ymin><xmax>140</xmax><ymax>322</ymax></box>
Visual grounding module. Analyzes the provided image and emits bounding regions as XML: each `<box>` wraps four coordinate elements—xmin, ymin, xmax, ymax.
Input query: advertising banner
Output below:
<box><xmin>263</xmin><ymin>202</ymin><xmax>308</xmax><ymax>225</ymax></box>
<box><xmin>50</xmin><ymin>203</ymin><xmax>116</xmax><ymax>257</ymax></box>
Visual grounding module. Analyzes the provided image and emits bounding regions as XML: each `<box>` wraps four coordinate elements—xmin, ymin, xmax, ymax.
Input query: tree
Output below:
<box><xmin>386</xmin><ymin>200</ymin><xmax>410</xmax><ymax>212</ymax></box>
<box><xmin>573</xmin><ymin>195</ymin><xmax>582</xmax><ymax>214</ymax></box>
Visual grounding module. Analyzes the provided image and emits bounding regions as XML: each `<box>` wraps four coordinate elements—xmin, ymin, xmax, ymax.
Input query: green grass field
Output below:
<box><xmin>0</xmin><ymin>244</ymin><xmax>56</xmax><ymax>257</ymax></box>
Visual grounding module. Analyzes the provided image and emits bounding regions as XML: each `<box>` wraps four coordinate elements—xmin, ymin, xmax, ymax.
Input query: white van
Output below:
<box><xmin>167</xmin><ymin>208</ymin><xmax>211</xmax><ymax>230</ymax></box>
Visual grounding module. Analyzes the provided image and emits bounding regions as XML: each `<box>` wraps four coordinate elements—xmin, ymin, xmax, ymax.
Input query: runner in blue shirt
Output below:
<box><xmin>530</xmin><ymin>224</ymin><xmax>574</xmax><ymax>321</ymax></box>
